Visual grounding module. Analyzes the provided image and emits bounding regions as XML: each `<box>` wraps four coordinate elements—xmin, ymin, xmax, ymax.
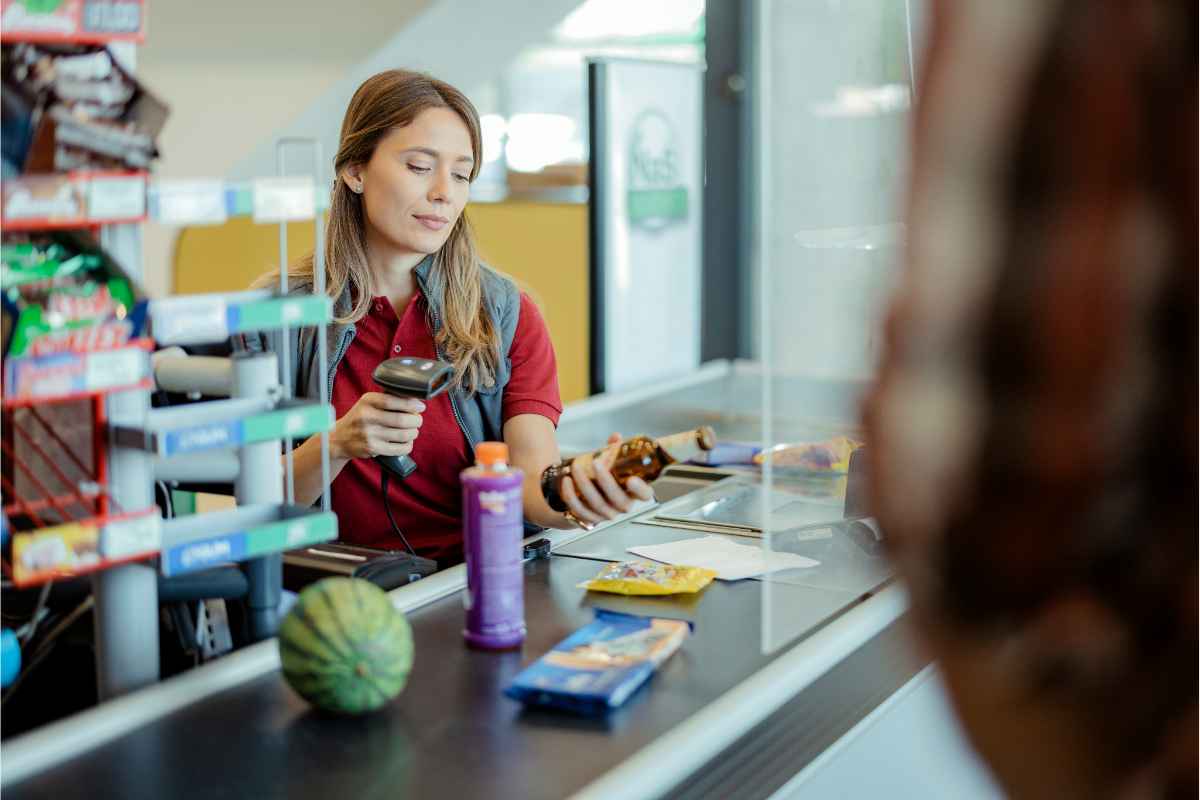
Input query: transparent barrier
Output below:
<box><xmin>756</xmin><ymin>0</ymin><xmax>916</xmax><ymax>652</ymax></box>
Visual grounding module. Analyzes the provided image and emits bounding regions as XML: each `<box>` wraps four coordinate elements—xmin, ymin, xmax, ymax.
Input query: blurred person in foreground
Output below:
<box><xmin>864</xmin><ymin>1</ymin><xmax>1196</xmax><ymax>797</ymax></box>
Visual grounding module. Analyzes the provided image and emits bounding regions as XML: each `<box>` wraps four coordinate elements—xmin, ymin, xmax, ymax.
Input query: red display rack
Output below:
<box><xmin>1</xmin><ymin>357</ymin><xmax>159</xmax><ymax>588</ymax></box>
<box><xmin>1</xmin><ymin>339</ymin><xmax>154</xmax><ymax>579</ymax></box>
<box><xmin>2</xmin><ymin>393</ymin><xmax>110</xmax><ymax>522</ymax></box>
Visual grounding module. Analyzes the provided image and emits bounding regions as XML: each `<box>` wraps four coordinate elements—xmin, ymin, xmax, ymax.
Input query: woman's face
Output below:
<box><xmin>345</xmin><ymin>106</ymin><xmax>474</xmax><ymax>259</ymax></box>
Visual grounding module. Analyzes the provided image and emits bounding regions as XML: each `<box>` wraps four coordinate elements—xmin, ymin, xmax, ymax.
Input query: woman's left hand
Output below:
<box><xmin>559</xmin><ymin>433</ymin><xmax>656</xmax><ymax>529</ymax></box>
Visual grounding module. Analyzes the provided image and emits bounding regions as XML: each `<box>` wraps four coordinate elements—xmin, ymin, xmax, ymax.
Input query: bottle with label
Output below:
<box><xmin>540</xmin><ymin>426</ymin><xmax>716</xmax><ymax>513</ymax></box>
<box><xmin>462</xmin><ymin>441</ymin><xmax>526</xmax><ymax>650</ymax></box>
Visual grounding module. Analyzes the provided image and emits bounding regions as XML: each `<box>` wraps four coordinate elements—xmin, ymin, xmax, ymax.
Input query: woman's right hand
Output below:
<box><xmin>331</xmin><ymin>392</ymin><xmax>425</xmax><ymax>462</ymax></box>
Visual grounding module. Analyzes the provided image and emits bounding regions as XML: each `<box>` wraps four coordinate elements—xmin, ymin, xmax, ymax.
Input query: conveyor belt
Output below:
<box><xmin>5</xmin><ymin>555</ymin><xmax>914</xmax><ymax>800</ymax></box>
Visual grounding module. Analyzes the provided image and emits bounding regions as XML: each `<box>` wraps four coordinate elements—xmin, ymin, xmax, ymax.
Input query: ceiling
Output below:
<box><xmin>140</xmin><ymin>0</ymin><xmax>434</xmax><ymax>63</ymax></box>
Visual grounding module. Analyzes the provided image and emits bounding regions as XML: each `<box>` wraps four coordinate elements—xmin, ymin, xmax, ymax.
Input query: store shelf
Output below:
<box><xmin>9</xmin><ymin>508</ymin><xmax>160</xmax><ymax>588</ymax></box>
<box><xmin>1</xmin><ymin>171</ymin><xmax>148</xmax><ymax>231</ymax></box>
<box><xmin>2</xmin><ymin>339</ymin><xmax>153</xmax><ymax>408</ymax></box>
<box><xmin>159</xmin><ymin>504</ymin><xmax>337</xmax><ymax>577</ymax></box>
<box><xmin>149</xmin><ymin>290</ymin><xmax>332</xmax><ymax>345</ymax></box>
<box><xmin>0</xmin><ymin>0</ymin><xmax>146</xmax><ymax>45</ymax></box>
<box><xmin>112</xmin><ymin>398</ymin><xmax>333</xmax><ymax>457</ymax></box>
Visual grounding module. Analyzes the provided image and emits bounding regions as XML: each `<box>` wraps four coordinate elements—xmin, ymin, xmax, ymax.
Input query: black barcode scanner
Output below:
<box><xmin>366</xmin><ymin>356</ymin><xmax>454</xmax><ymax>581</ymax></box>
<box><xmin>372</xmin><ymin>356</ymin><xmax>454</xmax><ymax>480</ymax></box>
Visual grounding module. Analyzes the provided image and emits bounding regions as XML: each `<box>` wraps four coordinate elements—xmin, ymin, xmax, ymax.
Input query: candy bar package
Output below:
<box><xmin>504</xmin><ymin>611</ymin><xmax>691</xmax><ymax>715</ymax></box>
<box><xmin>1</xmin><ymin>43</ymin><xmax>168</xmax><ymax>173</ymax></box>
<box><xmin>1</xmin><ymin>231</ymin><xmax>147</xmax><ymax>357</ymax></box>
<box><xmin>577</xmin><ymin>560</ymin><xmax>716</xmax><ymax>596</ymax></box>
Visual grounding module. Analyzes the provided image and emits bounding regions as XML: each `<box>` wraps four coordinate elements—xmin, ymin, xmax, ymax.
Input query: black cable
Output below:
<box><xmin>21</xmin><ymin>581</ymin><xmax>52</xmax><ymax>645</ymax></box>
<box><xmin>156</xmin><ymin>480</ymin><xmax>174</xmax><ymax>520</ymax></box>
<box><xmin>379</xmin><ymin>468</ymin><xmax>420</xmax><ymax>559</ymax></box>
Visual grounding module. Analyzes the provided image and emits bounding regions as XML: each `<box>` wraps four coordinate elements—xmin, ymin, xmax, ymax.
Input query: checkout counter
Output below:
<box><xmin>0</xmin><ymin>362</ymin><xmax>997</xmax><ymax>799</ymax></box>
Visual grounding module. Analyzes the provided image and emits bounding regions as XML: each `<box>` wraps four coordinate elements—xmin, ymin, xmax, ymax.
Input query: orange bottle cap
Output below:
<box><xmin>475</xmin><ymin>441</ymin><xmax>509</xmax><ymax>465</ymax></box>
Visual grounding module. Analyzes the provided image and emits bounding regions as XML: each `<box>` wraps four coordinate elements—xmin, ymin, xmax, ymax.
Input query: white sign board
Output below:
<box><xmin>588</xmin><ymin>60</ymin><xmax>703</xmax><ymax>394</ymax></box>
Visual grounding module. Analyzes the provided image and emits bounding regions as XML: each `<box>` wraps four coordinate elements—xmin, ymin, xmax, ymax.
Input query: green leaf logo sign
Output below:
<box><xmin>627</xmin><ymin>110</ymin><xmax>688</xmax><ymax>231</ymax></box>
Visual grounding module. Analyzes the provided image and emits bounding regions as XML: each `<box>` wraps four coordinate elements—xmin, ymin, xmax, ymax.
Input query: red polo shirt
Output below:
<box><xmin>330</xmin><ymin>288</ymin><xmax>561</xmax><ymax>564</ymax></box>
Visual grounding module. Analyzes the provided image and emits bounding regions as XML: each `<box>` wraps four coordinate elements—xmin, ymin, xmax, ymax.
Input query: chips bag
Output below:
<box><xmin>578</xmin><ymin>560</ymin><xmax>716</xmax><ymax>596</ymax></box>
<box><xmin>1</xmin><ymin>235</ymin><xmax>146</xmax><ymax>357</ymax></box>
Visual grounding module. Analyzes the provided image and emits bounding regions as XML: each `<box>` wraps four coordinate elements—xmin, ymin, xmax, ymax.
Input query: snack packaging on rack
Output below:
<box><xmin>504</xmin><ymin>610</ymin><xmax>691</xmax><ymax>715</ymax></box>
<box><xmin>1</xmin><ymin>232</ymin><xmax>147</xmax><ymax>357</ymax></box>
<box><xmin>12</xmin><ymin>521</ymin><xmax>102</xmax><ymax>585</ymax></box>
<box><xmin>753</xmin><ymin>434</ymin><xmax>862</xmax><ymax>474</ymax></box>
<box><xmin>577</xmin><ymin>560</ymin><xmax>717</xmax><ymax>596</ymax></box>
<box><xmin>1</xmin><ymin>43</ymin><xmax>168</xmax><ymax>174</ymax></box>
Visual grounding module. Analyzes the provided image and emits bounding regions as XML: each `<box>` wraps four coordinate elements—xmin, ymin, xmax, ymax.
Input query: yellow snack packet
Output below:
<box><xmin>577</xmin><ymin>560</ymin><xmax>717</xmax><ymax>596</ymax></box>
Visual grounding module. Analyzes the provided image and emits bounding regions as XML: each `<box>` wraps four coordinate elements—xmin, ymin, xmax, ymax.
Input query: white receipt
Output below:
<box><xmin>628</xmin><ymin>536</ymin><xmax>819</xmax><ymax>581</ymax></box>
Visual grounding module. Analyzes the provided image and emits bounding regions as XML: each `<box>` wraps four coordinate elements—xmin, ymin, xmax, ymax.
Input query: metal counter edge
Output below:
<box><xmin>567</xmin><ymin>583</ymin><xmax>910</xmax><ymax>800</ymax></box>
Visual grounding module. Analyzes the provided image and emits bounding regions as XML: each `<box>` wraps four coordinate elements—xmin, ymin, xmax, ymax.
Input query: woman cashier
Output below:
<box><xmin>244</xmin><ymin>70</ymin><xmax>651</xmax><ymax>565</ymax></box>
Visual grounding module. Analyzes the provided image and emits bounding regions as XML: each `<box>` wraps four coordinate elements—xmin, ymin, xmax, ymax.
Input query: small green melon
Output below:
<box><xmin>279</xmin><ymin>577</ymin><xmax>414</xmax><ymax>714</ymax></box>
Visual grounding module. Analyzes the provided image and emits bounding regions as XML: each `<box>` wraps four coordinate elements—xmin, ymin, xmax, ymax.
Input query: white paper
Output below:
<box><xmin>628</xmin><ymin>535</ymin><xmax>819</xmax><ymax>581</ymax></box>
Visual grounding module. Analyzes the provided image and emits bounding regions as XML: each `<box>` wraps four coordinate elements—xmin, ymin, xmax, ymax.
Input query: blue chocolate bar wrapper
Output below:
<box><xmin>504</xmin><ymin>610</ymin><xmax>691</xmax><ymax>715</ymax></box>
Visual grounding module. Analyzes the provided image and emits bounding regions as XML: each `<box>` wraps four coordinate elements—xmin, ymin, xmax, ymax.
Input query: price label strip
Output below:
<box><xmin>150</xmin><ymin>180</ymin><xmax>228</xmax><ymax>226</ymax></box>
<box><xmin>11</xmin><ymin>509</ymin><xmax>160</xmax><ymax>587</ymax></box>
<box><xmin>150</xmin><ymin>293</ymin><xmax>330</xmax><ymax>345</ymax></box>
<box><xmin>251</xmin><ymin>177</ymin><xmax>316</xmax><ymax>223</ymax></box>
<box><xmin>157</xmin><ymin>403</ymin><xmax>333</xmax><ymax>457</ymax></box>
<box><xmin>3</xmin><ymin>342</ymin><xmax>151</xmax><ymax>403</ymax></box>
<box><xmin>149</xmin><ymin>296</ymin><xmax>230</xmax><ymax>345</ymax></box>
<box><xmin>87</xmin><ymin>173</ymin><xmax>146</xmax><ymax>220</ymax></box>
<box><xmin>161</xmin><ymin>511</ymin><xmax>336</xmax><ymax>576</ymax></box>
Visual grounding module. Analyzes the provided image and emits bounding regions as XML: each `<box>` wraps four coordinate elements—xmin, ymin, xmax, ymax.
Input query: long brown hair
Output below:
<box><xmin>275</xmin><ymin>69</ymin><xmax>498</xmax><ymax>393</ymax></box>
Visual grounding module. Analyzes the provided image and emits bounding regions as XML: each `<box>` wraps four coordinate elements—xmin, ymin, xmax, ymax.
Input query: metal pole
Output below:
<box><xmin>275</xmin><ymin>141</ymin><xmax>295</xmax><ymax>506</ymax></box>
<box><xmin>233</xmin><ymin>352</ymin><xmax>283</xmax><ymax>641</ymax></box>
<box><xmin>312</xmin><ymin>139</ymin><xmax>331</xmax><ymax>513</ymax></box>
<box><xmin>94</xmin><ymin>385</ymin><xmax>159</xmax><ymax>699</ymax></box>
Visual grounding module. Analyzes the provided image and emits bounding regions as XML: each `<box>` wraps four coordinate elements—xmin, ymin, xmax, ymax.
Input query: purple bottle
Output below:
<box><xmin>462</xmin><ymin>441</ymin><xmax>526</xmax><ymax>649</ymax></box>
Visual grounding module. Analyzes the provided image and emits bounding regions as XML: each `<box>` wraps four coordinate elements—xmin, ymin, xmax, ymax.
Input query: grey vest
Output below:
<box><xmin>239</xmin><ymin>254</ymin><xmax>521</xmax><ymax>458</ymax></box>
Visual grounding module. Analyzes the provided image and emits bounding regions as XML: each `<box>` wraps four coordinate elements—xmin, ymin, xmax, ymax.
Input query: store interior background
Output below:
<box><xmin>137</xmin><ymin>2</ymin><xmax>990</xmax><ymax>792</ymax></box>
<box><xmin>135</xmin><ymin>0</ymin><xmax>918</xmax><ymax>401</ymax></box>
<box><xmin>4</xmin><ymin>1</ymin><xmax>1021</xmax><ymax>795</ymax></box>
<box><xmin>137</xmin><ymin>0</ymin><xmax>704</xmax><ymax>403</ymax></box>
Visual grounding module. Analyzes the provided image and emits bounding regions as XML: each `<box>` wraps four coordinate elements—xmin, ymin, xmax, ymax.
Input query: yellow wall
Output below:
<box><xmin>172</xmin><ymin>201</ymin><xmax>589</xmax><ymax>402</ymax></box>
